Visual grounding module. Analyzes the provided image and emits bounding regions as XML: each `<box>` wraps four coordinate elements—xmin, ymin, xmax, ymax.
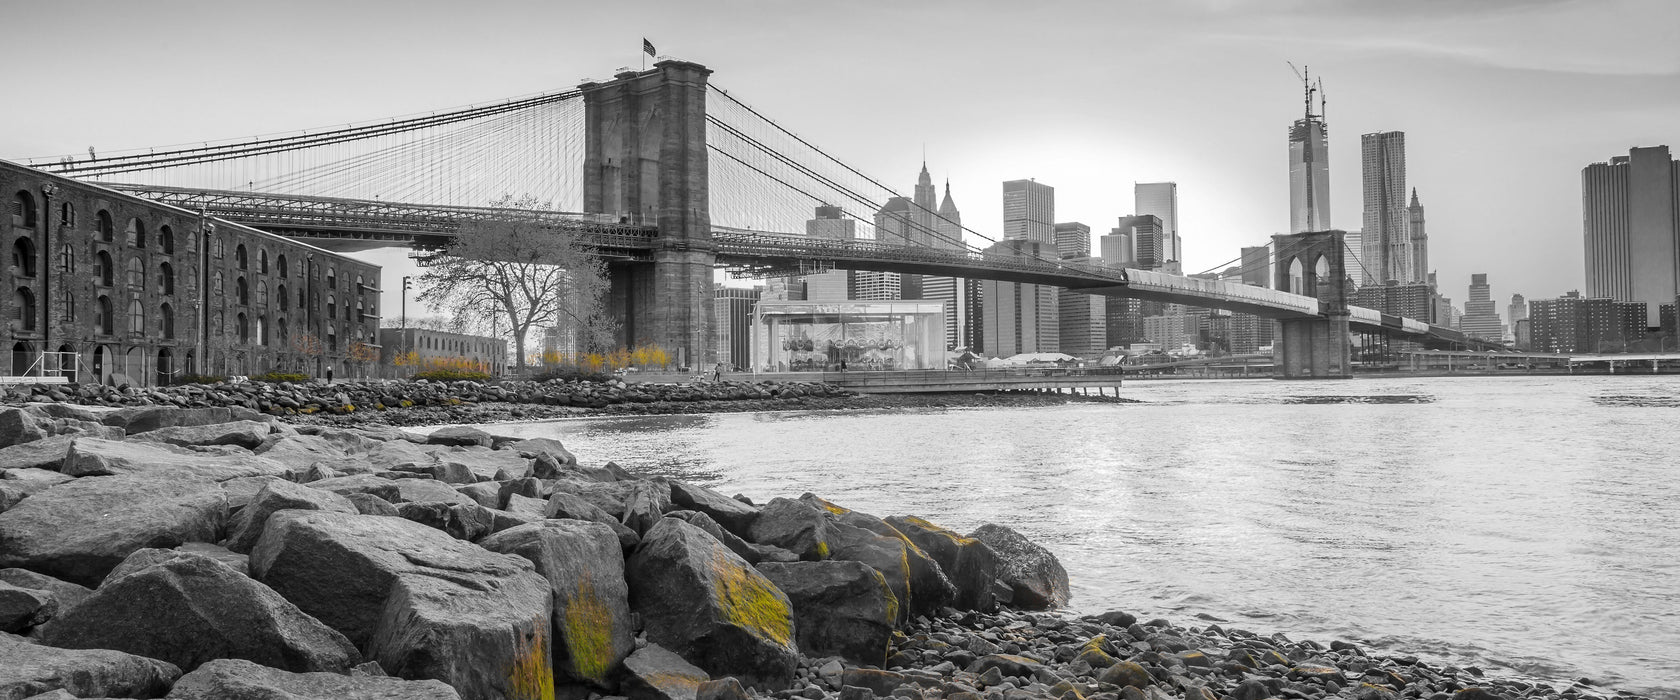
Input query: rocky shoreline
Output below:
<box><xmin>0</xmin><ymin>403</ymin><xmax>1655</xmax><ymax>700</ymax></box>
<box><xmin>1</xmin><ymin>378</ymin><xmax>1138</xmax><ymax>429</ymax></box>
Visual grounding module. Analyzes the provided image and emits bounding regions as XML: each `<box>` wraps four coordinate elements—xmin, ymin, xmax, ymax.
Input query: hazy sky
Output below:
<box><xmin>4</xmin><ymin>0</ymin><xmax>1677</xmax><ymax>320</ymax></box>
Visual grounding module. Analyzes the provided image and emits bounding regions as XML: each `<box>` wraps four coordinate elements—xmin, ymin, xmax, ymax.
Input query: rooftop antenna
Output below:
<box><xmin>1287</xmin><ymin>62</ymin><xmax>1321</xmax><ymax>121</ymax></box>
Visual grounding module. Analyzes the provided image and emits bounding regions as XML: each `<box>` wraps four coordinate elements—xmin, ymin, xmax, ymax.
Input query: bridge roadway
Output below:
<box><xmin>107</xmin><ymin>184</ymin><xmax>1474</xmax><ymax>346</ymax></box>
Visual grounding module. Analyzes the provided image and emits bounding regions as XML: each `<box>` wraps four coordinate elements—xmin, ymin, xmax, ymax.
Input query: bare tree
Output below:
<box><xmin>416</xmin><ymin>195</ymin><xmax>615</xmax><ymax>373</ymax></box>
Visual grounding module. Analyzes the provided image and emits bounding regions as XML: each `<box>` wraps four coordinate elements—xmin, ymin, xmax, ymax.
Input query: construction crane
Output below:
<box><xmin>1287</xmin><ymin>62</ymin><xmax>1325</xmax><ymax>121</ymax></box>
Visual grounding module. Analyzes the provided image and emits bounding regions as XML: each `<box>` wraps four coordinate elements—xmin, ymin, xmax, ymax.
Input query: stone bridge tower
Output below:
<box><xmin>1270</xmin><ymin>230</ymin><xmax>1351</xmax><ymax>378</ymax></box>
<box><xmin>581</xmin><ymin>60</ymin><xmax>715</xmax><ymax>368</ymax></box>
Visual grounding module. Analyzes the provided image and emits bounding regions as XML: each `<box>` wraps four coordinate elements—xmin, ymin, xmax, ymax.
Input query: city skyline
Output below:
<box><xmin>1</xmin><ymin>1</ymin><xmax>1675</xmax><ymax>320</ymax></box>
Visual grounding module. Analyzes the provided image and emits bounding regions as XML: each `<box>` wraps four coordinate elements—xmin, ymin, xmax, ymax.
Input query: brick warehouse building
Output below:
<box><xmin>3</xmin><ymin>160</ymin><xmax>380</xmax><ymax>385</ymax></box>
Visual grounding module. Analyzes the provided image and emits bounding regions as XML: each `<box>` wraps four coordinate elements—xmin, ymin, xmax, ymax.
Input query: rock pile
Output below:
<box><xmin>0</xmin><ymin>404</ymin><xmax>1064</xmax><ymax>700</ymax></box>
<box><xmin>0</xmin><ymin>378</ymin><xmax>850</xmax><ymax>418</ymax></box>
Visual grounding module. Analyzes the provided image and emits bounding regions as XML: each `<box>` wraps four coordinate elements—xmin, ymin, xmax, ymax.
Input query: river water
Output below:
<box><xmin>474</xmin><ymin>375</ymin><xmax>1679</xmax><ymax>698</ymax></box>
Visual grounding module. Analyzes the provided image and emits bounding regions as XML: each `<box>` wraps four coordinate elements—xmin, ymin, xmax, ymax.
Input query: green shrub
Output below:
<box><xmin>412</xmin><ymin>368</ymin><xmax>491</xmax><ymax>382</ymax></box>
<box><xmin>250</xmin><ymin>371</ymin><xmax>311</xmax><ymax>383</ymax></box>
<box><xmin>177</xmin><ymin>374</ymin><xmax>227</xmax><ymax>385</ymax></box>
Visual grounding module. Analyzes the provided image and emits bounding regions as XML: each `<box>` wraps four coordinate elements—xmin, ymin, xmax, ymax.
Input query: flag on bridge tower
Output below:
<box><xmin>642</xmin><ymin>39</ymin><xmax>656</xmax><ymax>57</ymax></box>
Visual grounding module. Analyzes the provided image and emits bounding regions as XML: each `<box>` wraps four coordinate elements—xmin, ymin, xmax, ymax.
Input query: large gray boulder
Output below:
<box><xmin>546</xmin><ymin>492</ymin><xmax>638</xmax><ymax>549</ymax></box>
<box><xmin>505</xmin><ymin>437</ymin><xmax>576</xmax><ymax>469</ymax></box>
<box><xmin>801</xmin><ymin>495</ymin><xmax>956</xmax><ymax>620</ymax></box>
<box><xmin>61</xmin><ymin>438</ymin><xmax>290</xmax><ymax>481</ymax></box>
<box><xmin>0</xmin><ymin>473</ymin><xmax>227</xmax><ymax>587</ymax></box>
<box><xmin>0</xmin><ymin>581</ymin><xmax>56</xmax><ymax>633</ymax></box>
<box><xmin>885</xmin><ymin>515</ymin><xmax>1001</xmax><ymax>612</ymax></box>
<box><xmin>167</xmin><ymin>657</ymin><xmax>462</xmax><ymax>700</ymax></box>
<box><xmin>626</xmin><ymin>518</ymin><xmax>797</xmax><ymax>689</ymax></box>
<box><xmin>99</xmin><ymin>405</ymin><xmax>260</xmax><ymax>434</ymax></box>
<box><xmin>433</xmin><ymin>446</ymin><xmax>530</xmax><ymax>483</ymax></box>
<box><xmin>388</xmin><ymin>478</ymin><xmax>475</xmax><ymax>505</ymax></box>
<box><xmin>670</xmin><ymin>480</ymin><xmax>760</xmax><ymax>537</ymax></box>
<box><xmin>131</xmin><ymin>420</ymin><xmax>271</xmax><ymax>450</ymax></box>
<box><xmin>0</xmin><ymin>570</ymin><xmax>91</xmax><ymax>617</ymax></box>
<box><xmin>226</xmin><ymin>479</ymin><xmax>358</xmax><ymax>554</ymax></box>
<box><xmin>480</xmin><ymin>520</ymin><xmax>634</xmax><ymax>689</ymax></box>
<box><xmin>307</xmin><ymin>474</ymin><xmax>403</xmax><ymax>503</ymax></box>
<box><xmin>0</xmin><ymin>408</ymin><xmax>47</xmax><ymax>447</ymax></box>
<box><xmin>425</xmin><ymin>426</ymin><xmax>492</xmax><ymax>447</ymax></box>
<box><xmin>394</xmin><ymin>501</ymin><xmax>496</xmax><ymax>541</ymax></box>
<box><xmin>968</xmin><ymin>523</ymin><xmax>1069</xmax><ymax>610</ymax></box>
<box><xmin>0</xmin><ymin>630</ymin><xmax>180</xmax><ymax>700</ymax></box>
<box><xmin>39</xmin><ymin>549</ymin><xmax>360</xmax><ymax>673</ymax></box>
<box><xmin>250</xmin><ymin>510</ymin><xmax>553</xmax><ymax>700</ymax></box>
<box><xmin>757</xmin><ymin>560</ymin><xmax>899</xmax><ymax>666</ymax></box>
<box><xmin>0</xmin><ymin>435</ymin><xmax>76</xmax><ymax>472</ymax></box>
<box><xmin>0</xmin><ymin>469</ymin><xmax>73</xmax><ymax>514</ymax></box>
<box><xmin>620</xmin><ymin>644</ymin><xmax>709</xmax><ymax>700</ymax></box>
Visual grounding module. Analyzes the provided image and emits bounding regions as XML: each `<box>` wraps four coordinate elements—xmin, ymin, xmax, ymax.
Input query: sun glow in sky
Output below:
<box><xmin>3</xmin><ymin>0</ymin><xmax>1676</xmax><ymax>320</ymax></box>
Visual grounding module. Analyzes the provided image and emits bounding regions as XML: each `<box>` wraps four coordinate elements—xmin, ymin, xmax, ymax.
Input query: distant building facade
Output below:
<box><xmin>712</xmin><ymin>285</ymin><xmax>761</xmax><ymax>370</ymax></box>
<box><xmin>1582</xmin><ymin>145</ymin><xmax>1680</xmax><ymax>327</ymax></box>
<box><xmin>1002</xmin><ymin>179</ymin><xmax>1054</xmax><ymax>245</ymax></box>
<box><xmin>2</xmin><ymin>159</ymin><xmax>380</xmax><ymax>385</ymax></box>
<box><xmin>1528</xmin><ymin>292</ymin><xmax>1645</xmax><ymax>353</ymax></box>
<box><xmin>379</xmin><ymin>328</ymin><xmax>506</xmax><ymax>378</ymax></box>
<box><xmin>980</xmin><ymin>240</ymin><xmax>1058</xmax><ymax>356</ymax></box>
<box><xmin>1459</xmin><ymin>273</ymin><xmax>1503</xmax><ymax>342</ymax></box>
<box><xmin>1361</xmin><ymin>131</ymin><xmax>1418</xmax><ymax>285</ymax></box>
<box><xmin>1135</xmin><ymin>182</ymin><xmax>1180</xmax><ymax>263</ymax></box>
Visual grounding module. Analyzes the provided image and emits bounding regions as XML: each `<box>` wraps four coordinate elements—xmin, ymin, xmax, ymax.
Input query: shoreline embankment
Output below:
<box><xmin>0</xmin><ymin>383</ymin><xmax>1662</xmax><ymax>700</ymax></box>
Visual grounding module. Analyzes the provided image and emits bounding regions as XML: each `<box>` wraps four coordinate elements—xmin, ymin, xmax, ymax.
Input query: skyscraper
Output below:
<box><xmin>1054</xmin><ymin>222</ymin><xmax>1091</xmax><ymax>259</ymax></box>
<box><xmin>1508</xmin><ymin>293</ymin><xmax>1528</xmax><ymax>332</ymax></box>
<box><xmin>1408</xmin><ymin>189</ymin><xmax>1429</xmax><ymax>285</ymax></box>
<box><xmin>1583</xmin><ymin>145</ymin><xmax>1680</xmax><ymax>327</ymax></box>
<box><xmin>1361</xmin><ymin>131</ymin><xmax>1413</xmax><ymax>285</ymax></box>
<box><xmin>1460</xmin><ymin>273</ymin><xmax>1503</xmax><ymax>342</ymax></box>
<box><xmin>925</xmin><ymin>180</ymin><xmax>972</xmax><ymax>349</ymax></box>
<box><xmin>1107</xmin><ymin>215</ymin><xmax>1164</xmax><ymax>269</ymax></box>
<box><xmin>1135</xmin><ymin>182</ymin><xmax>1180</xmax><ymax>262</ymax></box>
<box><xmin>1002</xmin><ymin>179</ymin><xmax>1054</xmax><ymax>245</ymax></box>
<box><xmin>804</xmin><ymin>206</ymin><xmax>854</xmax><ymax>301</ymax></box>
<box><xmin>1288</xmin><ymin>74</ymin><xmax>1330</xmax><ymax>234</ymax></box>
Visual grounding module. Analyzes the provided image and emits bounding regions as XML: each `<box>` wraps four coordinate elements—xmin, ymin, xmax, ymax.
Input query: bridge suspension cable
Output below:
<box><xmin>705</xmin><ymin>85</ymin><xmax>1078</xmax><ymax>275</ymax></box>
<box><xmin>17</xmin><ymin>89</ymin><xmax>587</xmax><ymax>210</ymax></box>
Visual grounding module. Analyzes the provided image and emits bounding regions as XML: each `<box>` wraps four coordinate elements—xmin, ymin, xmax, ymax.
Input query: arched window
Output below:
<box><xmin>257</xmin><ymin>281</ymin><xmax>268</xmax><ymax>306</ymax></box>
<box><xmin>13</xmin><ymin>288</ymin><xmax>36</xmax><ymax>331</ymax></box>
<box><xmin>258</xmin><ymin>315</ymin><xmax>268</xmax><ymax>346</ymax></box>
<box><xmin>61</xmin><ymin>292</ymin><xmax>74</xmax><ymax>322</ymax></box>
<box><xmin>11</xmin><ymin>191</ymin><xmax>37</xmax><ymax>228</ymax></box>
<box><xmin>213</xmin><ymin>271</ymin><xmax>224</xmax><ymax>295</ymax></box>
<box><xmin>236</xmin><ymin>277</ymin><xmax>249</xmax><ymax>305</ymax></box>
<box><xmin>277</xmin><ymin>317</ymin><xmax>288</xmax><ymax>346</ymax></box>
<box><xmin>128</xmin><ymin>298</ymin><xmax>144</xmax><ymax>335</ymax></box>
<box><xmin>327</xmin><ymin>294</ymin><xmax>336</xmax><ymax>319</ymax></box>
<box><xmin>276</xmin><ymin>254</ymin><xmax>288</xmax><ymax>278</ymax></box>
<box><xmin>159</xmin><ymin>262</ymin><xmax>174</xmax><ymax>295</ymax></box>
<box><xmin>160</xmin><ymin>302</ymin><xmax>174</xmax><ymax>339</ymax></box>
<box><xmin>125</xmin><ymin>218</ymin><xmax>146</xmax><ymax>248</ymax></box>
<box><xmin>326</xmin><ymin>266</ymin><xmax>336</xmax><ymax>290</ymax></box>
<box><xmin>96</xmin><ymin>210</ymin><xmax>114</xmax><ymax>241</ymax></box>
<box><xmin>327</xmin><ymin>326</ymin><xmax>337</xmax><ymax>352</ymax></box>
<box><xmin>11</xmin><ymin>236</ymin><xmax>36</xmax><ymax>277</ymax></box>
<box><xmin>96</xmin><ymin>295</ymin><xmax>114</xmax><ymax>335</ymax></box>
<box><xmin>276</xmin><ymin>284</ymin><xmax>288</xmax><ymax>312</ymax></box>
<box><xmin>126</xmin><ymin>256</ymin><xmax>144</xmax><ymax>288</ymax></box>
<box><xmin>59</xmin><ymin>202</ymin><xmax>74</xmax><ymax>228</ymax></box>
<box><xmin>159</xmin><ymin>225</ymin><xmax>174</xmax><ymax>255</ymax></box>
<box><xmin>357</xmin><ymin>298</ymin><xmax>364</xmax><ymax>321</ymax></box>
<box><xmin>259</xmin><ymin>249</ymin><xmax>269</xmax><ymax>274</ymax></box>
<box><xmin>57</xmin><ymin>244</ymin><xmax>73</xmax><ymax>274</ymax></box>
<box><xmin>235</xmin><ymin>244</ymin><xmax>248</xmax><ymax>270</ymax></box>
<box><xmin>95</xmin><ymin>251</ymin><xmax>113</xmax><ymax>287</ymax></box>
<box><xmin>356</xmin><ymin>274</ymin><xmax>364</xmax><ymax>292</ymax></box>
<box><xmin>237</xmin><ymin>313</ymin><xmax>249</xmax><ymax>343</ymax></box>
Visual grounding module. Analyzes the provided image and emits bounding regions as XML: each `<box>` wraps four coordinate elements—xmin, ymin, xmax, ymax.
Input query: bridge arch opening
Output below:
<box><xmin>1287</xmin><ymin>257</ymin><xmax>1305</xmax><ymax>295</ymax></box>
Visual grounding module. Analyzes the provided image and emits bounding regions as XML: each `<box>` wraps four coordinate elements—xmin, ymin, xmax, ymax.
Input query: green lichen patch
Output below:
<box><xmin>708</xmin><ymin>556</ymin><xmax>794</xmax><ymax>648</ymax></box>
<box><xmin>506</xmin><ymin>625</ymin><xmax>555</xmax><ymax>700</ymax></box>
<box><xmin>562</xmin><ymin>579</ymin><xmax>618</xmax><ymax>684</ymax></box>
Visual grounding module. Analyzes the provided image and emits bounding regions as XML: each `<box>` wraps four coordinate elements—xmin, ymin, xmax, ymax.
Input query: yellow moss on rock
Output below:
<box><xmin>708</xmin><ymin>556</ymin><xmax>794</xmax><ymax>648</ymax></box>
<box><xmin>506</xmin><ymin>626</ymin><xmax>556</xmax><ymax>700</ymax></box>
<box><xmin>562</xmin><ymin>580</ymin><xmax>617</xmax><ymax>684</ymax></box>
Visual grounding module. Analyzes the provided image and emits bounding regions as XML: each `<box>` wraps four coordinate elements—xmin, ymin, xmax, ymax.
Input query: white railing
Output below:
<box><xmin>1348</xmin><ymin>306</ymin><xmax>1383</xmax><ymax>324</ymax></box>
<box><xmin>1123</xmin><ymin>268</ymin><xmax>1321</xmax><ymax>315</ymax></box>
